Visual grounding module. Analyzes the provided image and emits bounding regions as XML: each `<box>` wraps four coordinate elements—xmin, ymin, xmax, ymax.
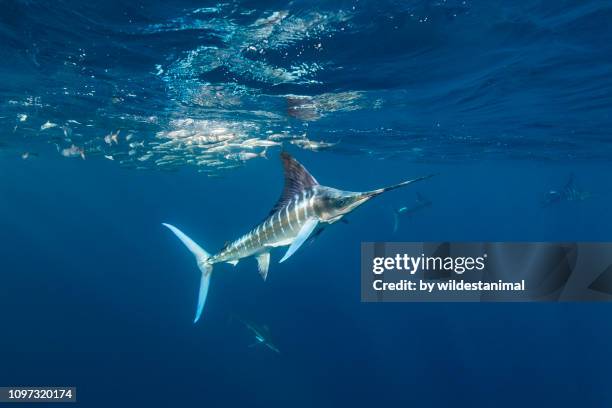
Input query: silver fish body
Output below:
<box><xmin>163</xmin><ymin>152</ymin><xmax>435</xmax><ymax>323</ymax></box>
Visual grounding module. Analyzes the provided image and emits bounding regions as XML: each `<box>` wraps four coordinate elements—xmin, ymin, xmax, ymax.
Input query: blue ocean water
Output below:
<box><xmin>1</xmin><ymin>0</ymin><xmax>612</xmax><ymax>406</ymax></box>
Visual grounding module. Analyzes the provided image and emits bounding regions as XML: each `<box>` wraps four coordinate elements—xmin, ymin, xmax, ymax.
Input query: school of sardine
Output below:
<box><xmin>1</xmin><ymin>8</ymin><xmax>376</xmax><ymax>174</ymax></box>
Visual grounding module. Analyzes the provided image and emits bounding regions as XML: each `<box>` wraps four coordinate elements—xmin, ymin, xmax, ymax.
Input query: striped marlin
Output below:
<box><xmin>543</xmin><ymin>173</ymin><xmax>591</xmax><ymax>206</ymax></box>
<box><xmin>234</xmin><ymin>315</ymin><xmax>280</xmax><ymax>353</ymax></box>
<box><xmin>163</xmin><ymin>152</ymin><xmax>435</xmax><ymax>323</ymax></box>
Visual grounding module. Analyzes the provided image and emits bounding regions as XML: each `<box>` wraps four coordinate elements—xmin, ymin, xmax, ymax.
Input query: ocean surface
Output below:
<box><xmin>1</xmin><ymin>0</ymin><xmax>612</xmax><ymax>406</ymax></box>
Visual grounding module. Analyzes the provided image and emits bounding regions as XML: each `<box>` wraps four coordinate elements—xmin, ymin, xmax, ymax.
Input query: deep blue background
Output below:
<box><xmin>2</xmin><ymin>154</ymin><xmax>612</xmax><ymax>406</ymax></box>
<box><xmin>1</xmin><ymin>0</ymin><xmax>612</xmax><ymax>406</ymax></box>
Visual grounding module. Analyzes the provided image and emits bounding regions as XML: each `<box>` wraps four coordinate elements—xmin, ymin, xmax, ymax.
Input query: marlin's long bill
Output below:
<box><xmin>364</xmin><ymin>174</ymin><xmax>438</xmax><ymax>198</ymax></box>
<box><xmin>163</xmin><ymin>152</ymin><xmax>435</xmax><ymax>323</ymax></box>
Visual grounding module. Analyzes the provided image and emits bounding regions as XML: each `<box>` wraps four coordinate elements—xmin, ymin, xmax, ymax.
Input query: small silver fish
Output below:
<box><xmin>41</xmin><ymin>121</ymin><xmax>58</xmax><ymax>130</ymax></box>
<box><xmin>60</xmin><ymin>145</ymin><xmax>86</xmax><ymax>160</ymax></box>
<box><xmin>104</xmin><ymin>130</ymin><xmax>120</xmax><ymax>145</ymax></box>
<box><xmin>290</xmin><ymin>138</ymin><xmax>339</xmax><ymax>151</ymax></box>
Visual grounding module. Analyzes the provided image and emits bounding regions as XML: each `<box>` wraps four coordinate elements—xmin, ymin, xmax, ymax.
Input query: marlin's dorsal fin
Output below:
<box><xmin>268</xmin><ymin>152</ymin><xmax>319</xmax><ymax>215</ymax></box>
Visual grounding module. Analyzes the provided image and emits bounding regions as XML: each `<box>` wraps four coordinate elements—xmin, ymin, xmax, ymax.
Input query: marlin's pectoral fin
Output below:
<box><xmin>256</xmin><ymin>252</ymin><xmax>271</xmax><ymax>281</ymax></box>
<box><xmin>279</xmin><ymin>218</ymin><xmax>318</xmax><ymax>263</ymax></box>
<box><xmin>307</xmin><ymin>225</ymin><xmax>326</xmax><ymax>245</ymax></box>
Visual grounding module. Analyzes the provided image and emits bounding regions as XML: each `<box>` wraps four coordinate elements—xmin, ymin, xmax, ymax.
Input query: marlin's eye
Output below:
<box><xmin>336</xmin><ymin>198</ymin><xmax>349</xmax><ymax>206</ymax></box>
<box><xmin>326</xmin><ymin>195</ymin><xmax>339</xmax><ymax>204</ymax></box>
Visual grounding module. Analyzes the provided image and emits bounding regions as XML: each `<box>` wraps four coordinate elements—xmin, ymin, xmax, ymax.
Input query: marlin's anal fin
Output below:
<box><xmin>280</xmin><ymin>218</ymin><xmax>318</xmax><ymax>263</ymax></box>
<box><xmin>256</xmin><ymin>252</ymin><xmax>271</xmax><ymax>281</ymax></box>
<box><xmin>227</xmin><ymin>260</ymin><xmax>239</xmax><ymax>266</ymax></box>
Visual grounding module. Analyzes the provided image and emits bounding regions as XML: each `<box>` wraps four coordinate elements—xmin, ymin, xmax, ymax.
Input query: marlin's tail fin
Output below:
<box><xmin>162</xmin><ymin>223</ymin><xmax>213</xmax><ymax>323</ymax></box>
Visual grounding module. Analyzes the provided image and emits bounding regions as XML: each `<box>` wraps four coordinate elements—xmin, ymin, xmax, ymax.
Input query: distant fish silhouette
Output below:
<box><xmin>286</xmin><ymin>95</ymin><xmax>320</xmax><ymax>121</ymax></box>
<box><xmin>232</xmin><ymin>315</ymin><xmax>280</xmax><ymax>354</ymax></box>
<box><xmin>21</xmin><ymin>152</ymin><xmax>39</xmax><ymax>160</ymax></box>
<box><xmin>542</xmin><ymin>174</ymin><xmax>591</xmax><ymax>206</ymax></box>
<box><xmin>392</xmin><ymin>192</ymin><xmax>432</xmax><ymax>233</ymax></box>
